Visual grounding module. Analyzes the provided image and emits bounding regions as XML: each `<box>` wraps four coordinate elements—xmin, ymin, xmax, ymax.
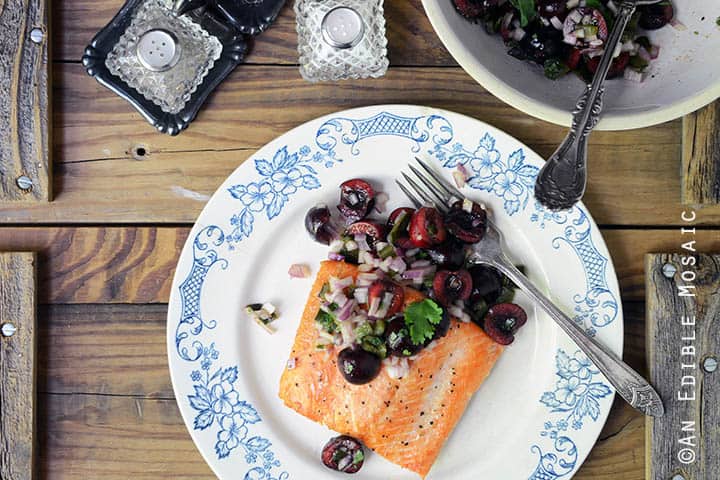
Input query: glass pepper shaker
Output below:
<box><xmin>295</xmin><ymin>0</ymin><xmax>389</xmax><ymax>82</ymax></box>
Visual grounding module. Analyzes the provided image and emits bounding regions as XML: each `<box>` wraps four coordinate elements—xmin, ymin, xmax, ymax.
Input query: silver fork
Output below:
<box><xmin>398</xmin><ymin>158</ymin><xmax>664</xmax><ymax>417</ymax></box>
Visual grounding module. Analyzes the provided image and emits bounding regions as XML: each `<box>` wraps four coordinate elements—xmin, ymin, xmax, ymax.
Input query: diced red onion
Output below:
<box><xmin>354</xmin><ymin>287</ymin><xmax>368</xmax><ymax>304</ymax></box>
<box><xmin>288</xmin><ymin>263</ymin><xmax>311</xmax><ymax>279</ymax></box>
<box><xmin>563</xmin><ymin>33</ymin><xmax>578</xmax><ymax>45</ymax></box>
<box><xmin>328</xmin><ymin>252</ymin><xmax>345</xmax><ymax>261</ymax></box>
<box><xmin>388</xmin><ymin>256</ymin><xmax>407</xmax><ymax>273</ymax></box>
<box><xmin>623</xmin><ymin>68</ymin><xmax>644</xmax><ymax>82</ymax></box>
<box><xmin>637</xmin><ymin>45</ymin><xmax>652</xmax><ymax>62</ymax></box>
<box><xmin>512</xmin><ymin>28</ymin><xmax>526</xmax><ymax>41</ymax></box>
<box><xmin>367</xmin><ymin>296</ymin><xmax>381</xmax><ymax>317</ymax></box>
<box><xmin>453</xmin><ymin>170</ymin><xmax>467</xmax><ymax>189</ymax></box>
<box><xmin>331</xmin><ymin>276</ymin><xmax>354</xmax><ymax>291</ymax></box>
<box><xmin>550</xmin><ymin>16</ymin><xmax>564</xmax><ymax>30</ymax></box>
<box><xmin>410</xmin><ymin>259</ymin><xmax>432</xmax><ymax>268</ymax></box>
<box><xmin>337</xmin><ymin>299</ymin><xmax>356</xmax><ymax>321</ymax></box>
<box><xmin>566</xmin><ymin>0</ymin><xmax>579</xmax><ymax>9</ymax></box>
<box><xmin>354</xmin><ymin>234</ymin><xmax>370</xmax><ymax>252</ymax></box>
<box><xmin>329</xmin><ymin>239</ymin><xmax>345</xmax><ymax>253</ymax></box>
<box><xmin>374</xmin><ymin>192</ymin><xmax>389</xmax><ymax>214</ymax></box>
<box><xmin>621</xmin><ymin>40</ymin><xmax>636</xmax><ymax>53</ymax></box>
<box><xmin>512</xmin><ymin>19</ymin><xmax>520</xmax><ymax>28</ymax></box>
<box><xmin>402</xmin><ymin>266</ymin><xmax>436</xmax><ymax>280</ymax></box>
<box><xmin>406</xmin><ymin>248</ymin><xmax>420</xmax><ymax>257</ymax></box>
<box><xmin>670</xmin><ymin>18</ymin><xmax>686</xmax><ymax>31</ymax></box>
<box><xmin>589</xmin><ymin>39</ymin><xmax>603</xmax><ymax>47</ymax></box>
<box><xmin>649</xmin><ymin>45</ymin><xmax>660</xmax><ymax>59</ymax></box>
<box><xmin>502</xmin><ymin>12</ymin><xmax>514</xmax><ymax>30</ymax></box>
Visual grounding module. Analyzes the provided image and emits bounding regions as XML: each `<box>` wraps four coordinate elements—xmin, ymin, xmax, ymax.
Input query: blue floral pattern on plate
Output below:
<box><xmin>171</xmin><ymin>109</ymin><xmax>620</xmax><ymax>479</ymax></box>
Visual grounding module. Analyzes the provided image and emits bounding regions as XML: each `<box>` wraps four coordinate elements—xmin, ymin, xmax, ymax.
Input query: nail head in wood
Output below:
<box><xmin>16</xmin><ymin>176</ymin><xmax>33</xmax><ymax>191</ymax></box>
<box><xmin>1</xmin><ymin>322</ymin><xmax>16</xmax><ymax>337</ymax></box>
<box><xmin>661</xmin><ymin>262</ymin><xmax>677</xmax><ymax>279</ymax></box>
<box><xmin>30</xmin><ymin>28</ymin><xmax>44</xmax><ymax>44</ymax></box>
<box><xmin>703</xmin><ymin>357</ymin><xmax>718</xmax><ymax>373</ymax></box>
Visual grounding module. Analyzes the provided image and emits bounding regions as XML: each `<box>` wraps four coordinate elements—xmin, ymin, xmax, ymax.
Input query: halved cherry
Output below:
<box><xmin>368</xmin><ymin>280</ymin><xmax>405</xmax><ymax>318</ymax></box>
<box><xmin>566</xmin><ymin>48</ymin><xmax>583</xmax><ymax>70</ymax></box>
<box><xmin>408</xmin><ymin>207</ymin><xmax>447</xmax><ymax>248</ymax></box>
<box><xmin>451</xmin><ymin>0</ymin><xmax>483</xmax><ymax>19</ymax></box>
<box><xmin>482</xmin><ymin>303</ymin><xmax>527</xmax><ymax>345</ymax></box>
<box><xmin>337</xmin><ymin>179</ymin><xmax>375</xmax><ymax>222</ymax></box>
<box><xmin>431</xmin><ymin>309</ymin><xmax>451</xmax><ymax>340</ymax></box>
<box><xmin>345</xmin><ymin>220</ymin><xmax>386</xmax><ymax>248</ymax></box>
<box><xmin>444</xmin><ymin>200</ymin><xmax>487</xmax><ymax>243</ymax></box>
<box><xmin>586</xmin><ymin>51</ymin><xmax>630</xmax><ymax>79</ymax></box>
<box><xmin>385</xmin><ymin>315</ymin><xmax>420</xmax><ymax>357</ymax></box>
<box><xmin>426</xmin><ymin>238</ymin><xmax>466</xmax><ymax>270</ymax></box>
<box><xmin>432</xmin><ymin>269</ymin><xmax>473</xmax><ymax>306</ymax></box>
<box><xmin>469</xmin><ymin>265</ymin><xmax>504</xmax><ymax>304</ymax></box>
<box><xmin>387</xmin><ymin>207</ymin><xmax>415</xmax><ymax>228</ymax></box>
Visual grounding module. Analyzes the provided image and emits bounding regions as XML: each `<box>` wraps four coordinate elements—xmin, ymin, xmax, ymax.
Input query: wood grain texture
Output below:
<box><xmin>34</xmin><ymin>302</ymin><xmax>646</xmax><ymax>478</ymax></box>
<box><xmin>683</xmin><ymin>101</ymin><xmax>720</xmax><ymax>204</ymax></box>
<box><xmin>0</xmin><ymin>0</ymin><xmax>51</xmax><ymax>202</ymax></box>
<box><xmin>38</xmin><ymin>393</ymin><xmax>212</xmax><ymax>479</ymax></box>
<box><xmin>0</xmin><ymin>62</ymin><xmax>712</xmax><ymax>224</ymax></box>
<box><xmin>0</xmin><ymin>227</ymin><xmax>717</xmax><ymax>304</ymax></box>
<box><xmin>0</xmin><ymin>227</ymin><xmax>188</xmax><ymax>304</ymax></box>
<box><xmin>53</xmin><ymin>0</ymin><xmax>454</xmax><ymax>66</ymax></box>
<box><xmin>646</xmin><ymin>253</ymin><xmax>720</xmax><ymax>480</ymax></box>
<box><xmin>0</xmin><ymin>252</ymin><xmax>37</xmax><ymax>480</ymax></box>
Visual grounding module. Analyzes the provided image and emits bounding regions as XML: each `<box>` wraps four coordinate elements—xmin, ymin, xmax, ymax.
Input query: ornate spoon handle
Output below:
<box><xmin>534</xmin><ymin>0</ymin><xmax>640</xmax><ymax>211</ymax></box>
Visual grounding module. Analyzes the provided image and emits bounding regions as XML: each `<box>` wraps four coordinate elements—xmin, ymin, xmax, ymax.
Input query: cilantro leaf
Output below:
<box><xmin>404</xmin><ymin>299</ymin><xmax>443</xmax><ymax>345</ymax></box>
<box><xmin>508</xmin><ymin>0</ymin><xmax>536</xmax><ymax>28</ymax></box>
<box><xmin>315</xmin><ymin>310</ymin><xmax>338</xmax><ymax>334</ymax></box>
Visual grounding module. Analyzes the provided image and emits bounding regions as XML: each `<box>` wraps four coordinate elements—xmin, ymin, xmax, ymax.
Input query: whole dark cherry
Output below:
<box><xmin>321</xmin><ymin>435</ymin><xmax>365</xmax><ymax>473</ymax></box>
<box><xmin>337</xmin><ymin>179</ymin><xmax>375</xmax><ymax>222</ymax></box>
<box><xmin>482</xmin><ymin>303</ymin><xmax>527</xmax><ymax>345</ymax></box>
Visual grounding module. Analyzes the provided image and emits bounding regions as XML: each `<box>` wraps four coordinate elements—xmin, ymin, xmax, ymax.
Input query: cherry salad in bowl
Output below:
<box><xmin>452</xmin><ymin>0</ymin><xmax>676</xmax><ymax>82</ymax></box>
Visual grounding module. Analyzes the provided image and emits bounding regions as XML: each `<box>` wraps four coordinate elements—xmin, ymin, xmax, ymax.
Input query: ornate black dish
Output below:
<box><xmin>82</xmin><ymin>0</ymin><xmax>285</xmax><ymax>135</ymax></box>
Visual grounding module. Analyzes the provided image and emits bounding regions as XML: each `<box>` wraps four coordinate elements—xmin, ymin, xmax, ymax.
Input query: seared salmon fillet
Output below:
<box><xmin>279</xmin><ymin>261</ymin><xmax>504</xmax><ymax>478</ymax></box>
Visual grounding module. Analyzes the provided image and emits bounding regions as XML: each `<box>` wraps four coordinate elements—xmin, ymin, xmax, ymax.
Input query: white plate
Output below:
<box><xmin>167</xmin><ymin>105</ymin><xmax>623</xmax><ymax>479</ymax></box>
<box><xmin>421</xmin><ymin>0</ymin><xmax>720</xmax><ymax>130</ymax></box>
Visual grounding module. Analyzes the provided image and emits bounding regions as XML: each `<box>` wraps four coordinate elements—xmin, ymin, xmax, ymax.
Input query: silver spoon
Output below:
<box><xmin>534</xmin><ymin>0</ymin><xmax>661</xmax><ymax>211</ymax></box>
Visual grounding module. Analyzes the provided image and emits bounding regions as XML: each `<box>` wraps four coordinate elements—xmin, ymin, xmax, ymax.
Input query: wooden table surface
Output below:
<box><xmin>3</xmin><ymin>1</ymin><xmax>720</xmax><ymax>478</ymax></box>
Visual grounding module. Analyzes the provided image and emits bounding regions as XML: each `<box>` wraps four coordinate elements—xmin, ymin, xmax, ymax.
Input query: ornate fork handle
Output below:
<box><xmin>534</xmin><ymin>0</ymin><xmax>639</xmax><ymax>211</ymax></box>
<box><xmin>473</xmin><ymin>252</ymin><xmax>664</xmax><ymax>417</ymax></box>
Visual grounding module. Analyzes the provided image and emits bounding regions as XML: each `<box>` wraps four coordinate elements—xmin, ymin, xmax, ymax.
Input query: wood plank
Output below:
<box><xmin>39</xmin><ymin>393</ymin><xmax>214</xmax><ymax>479</ymax></box>
<box><xmin>38</xmin><ymin>304</ymin><xmax>171</xmax><ymax>397</ymax></box>
<box><xmin>53</xmin><ymin>0</ymin><xmax>455</xmax><ymax>66</ymax></box>
<box><xmin>36</xmin><ymin>301</ymin><xmax>645</xmax><ymax>478</ymax></box>
<box><xmin>0</xmin><ymin>252</ymin><xmax>37</xmax><ymax>480</ymax></box>
<box><xmin>0</xmin><ymin>63</ymin><xmax>710</xmax><ymax>224</ymax></box>
<box><xmin>54</xmin><ymin>63</ymin><xmax>679</xmax><ymax>163</ymax></box>
<box><xmin>646</xmin><ymin>253</ymin><xmax>720</xmax><ymax>480</ymax></box>
<box><xmin>36</xmin><ymin>390</ymin><xmax>644</xmax><ymax>479</ymax></box>
<box><xmin>0</xmin><ymin>0</ymin><xmax>51</xmax><ymax>202</ymax></box>
<box><xmin>683</xmin><ymin>101</ymin><xmax>720</xmax><ymax>204</ymax></box>
<box><xmin>38</xmin><ymin>300</ymin><xmax>650</xmax><ymax>398</ymax></box>
<box><xmin>1</xmin><ymin>227</ymin><xmax>717</xmax><ymax>304</ymax></box>
<box><xmin>0</xmin><ymin>227</ymin><xmax>189</xmax><ymax>304</ymax></box>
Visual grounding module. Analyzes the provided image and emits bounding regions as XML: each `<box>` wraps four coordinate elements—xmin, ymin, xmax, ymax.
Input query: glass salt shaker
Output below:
<box><xmin>295</xmin><ymin>0</ymin><xmax>389</xmax><ymax>82</ymax></box>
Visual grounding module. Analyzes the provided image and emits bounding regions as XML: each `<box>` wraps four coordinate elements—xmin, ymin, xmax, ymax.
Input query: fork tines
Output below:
<box><xmin>396</xmin><ymin>157</ymin><xmax>464</xmax><ymax>212</ymax></box>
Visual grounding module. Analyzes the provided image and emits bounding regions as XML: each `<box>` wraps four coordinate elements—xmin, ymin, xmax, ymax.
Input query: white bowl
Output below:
<box><xmin>421</xmin><ymin>0</ymin><xmax>720</xmax><ymax>130</ymax></box>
